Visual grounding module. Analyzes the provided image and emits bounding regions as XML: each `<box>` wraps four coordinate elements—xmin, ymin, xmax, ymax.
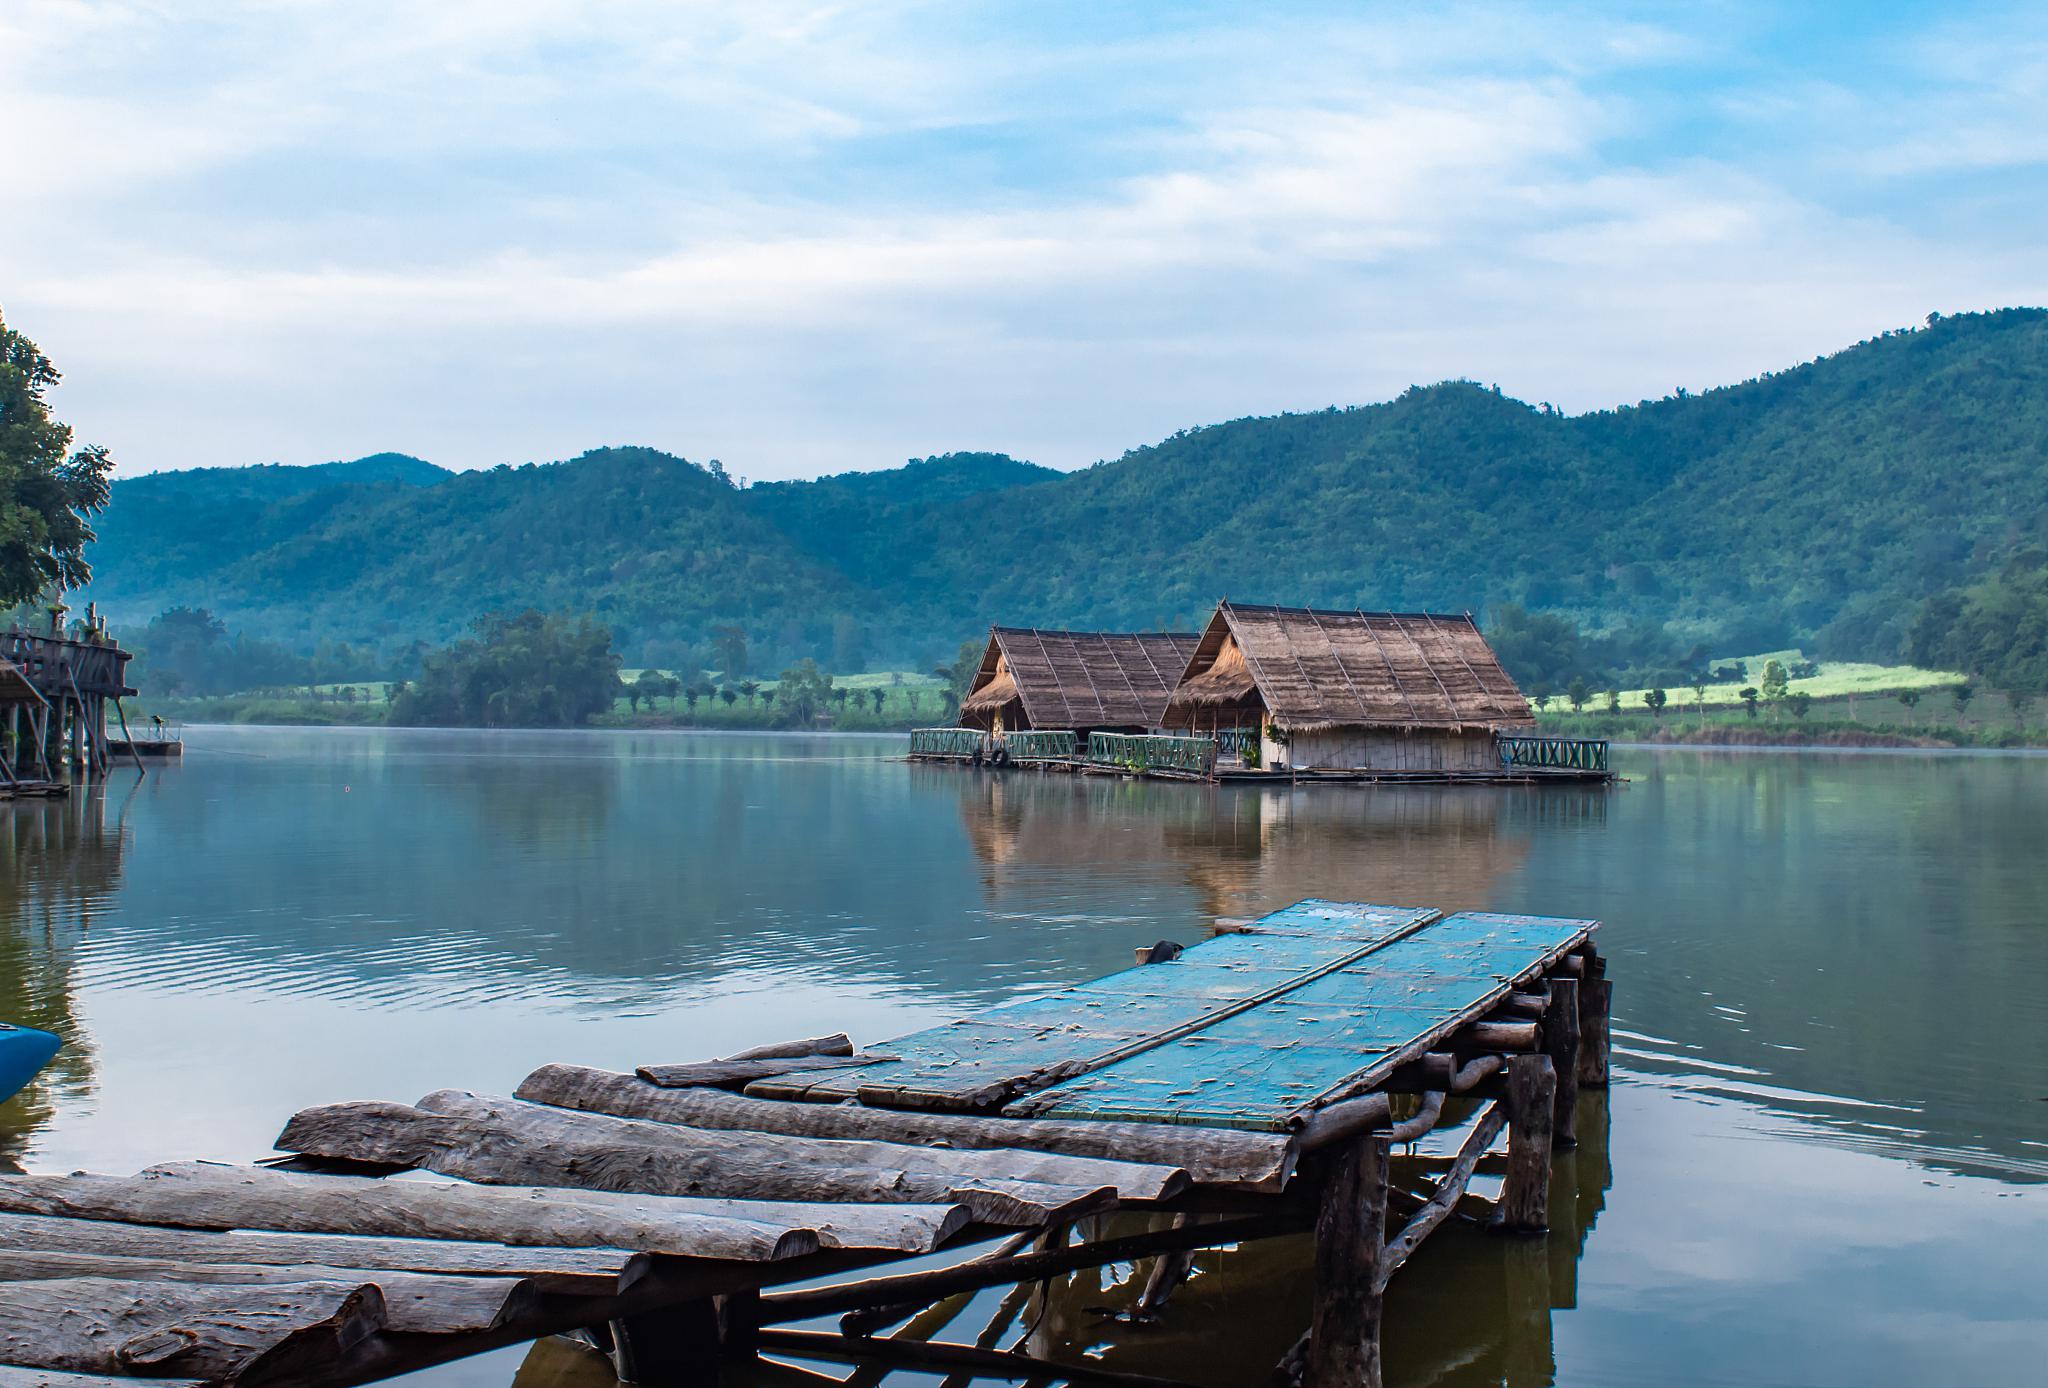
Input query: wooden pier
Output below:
<box><xmin>0</xmin><ymin>900</ymin><xmax>1609</xmax><ymax>1387</ymax></box>
<box><xmin>0</xmin><ymin>623</ymin><xmax>141</xmax><ymax>795</ymax></box>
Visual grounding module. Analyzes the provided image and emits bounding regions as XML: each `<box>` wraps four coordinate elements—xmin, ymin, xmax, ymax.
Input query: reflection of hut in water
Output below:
<box><xmin>1164</xmin><ymin>602</ymin><xmax>1534</xmax><ymax>773</ymax></box>
<box><xmin>960</xmin><ymin>628</ymin><xmax>1200</xmax><ymax>737</ymax></box>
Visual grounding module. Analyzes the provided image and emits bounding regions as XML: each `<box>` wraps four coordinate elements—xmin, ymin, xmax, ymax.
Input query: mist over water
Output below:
<box><xmin>3</xmin><ymin>729</ymin><xmax>2043</xmax><ymax>1385</ymax></box>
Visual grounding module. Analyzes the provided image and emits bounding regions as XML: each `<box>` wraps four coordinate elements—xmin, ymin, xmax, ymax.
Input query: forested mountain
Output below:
<box><xmin>81</xmin><ymin>309</ymin><xmax>2048</xmax><ymax>675</ymax></box>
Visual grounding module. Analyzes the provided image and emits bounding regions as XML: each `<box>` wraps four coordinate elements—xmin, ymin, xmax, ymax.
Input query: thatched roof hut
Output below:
<box><xmin>1164</xmin><ymin>602</ymin><xmax>1533</xmax><ymax>771</ymax></box>
<box><xmin>960</xmin><ymin>627</ymin><xmax>1201</xmax><ymax>734</ymax></box>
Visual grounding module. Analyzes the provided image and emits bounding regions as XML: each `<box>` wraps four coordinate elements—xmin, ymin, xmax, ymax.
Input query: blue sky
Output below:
<box><xmin>3</xmin><ymin>1</ymin><xmax>2043</xmax><ymax>479</ymax></box>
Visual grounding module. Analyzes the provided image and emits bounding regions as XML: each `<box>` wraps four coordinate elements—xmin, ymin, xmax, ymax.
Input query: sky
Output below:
<box><xmin>3</xmin><ymin>1</ymin><xmax>2044</xmax><ymax>481</ymax></box>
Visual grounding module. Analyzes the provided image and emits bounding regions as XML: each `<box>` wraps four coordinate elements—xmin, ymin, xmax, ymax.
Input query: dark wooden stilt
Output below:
<box><xmin>1499</xmin><ymin>1054</ymin><xmax>1555</xmax><ymax>1233</ymax></box>
<box><xmin>610</xmin><ymin>1291</ymin><xmax>756</xmax><ymax>1386</ymax></box>
<box><xmin>1541</xmin><ymin>978</ymin><xmax>1580</xmax><ymax>1148</ymax></box>
<box><xmin>1302</xmin><ymin>1135</ymin><xmax>1389</xmax><ymax>1388</ymax></box>
<box><xmin>1577</xmin><ymin>975</ymin><xmax>1611</xmax><ymax>1088</ymax></box>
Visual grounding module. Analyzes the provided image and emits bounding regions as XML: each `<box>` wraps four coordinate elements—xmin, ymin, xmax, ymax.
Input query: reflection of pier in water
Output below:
<box><xmin>950</xmin><ymin>767</ymin><xmax>1610</xmax><ymax>924</ymax></box>
<box><xmin>0</xmin><ymin>792</ymin><xmax>121</xmax><ymax>1168</ymax></box>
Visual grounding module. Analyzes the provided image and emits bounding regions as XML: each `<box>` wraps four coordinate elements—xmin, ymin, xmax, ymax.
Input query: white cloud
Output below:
<box><xmin>0</xmin><ymin>1</ymin><xmax>2042</xmax><ymax>477</ymax></box>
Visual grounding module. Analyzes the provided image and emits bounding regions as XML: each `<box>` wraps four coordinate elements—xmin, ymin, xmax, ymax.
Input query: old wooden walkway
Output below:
<box><xmin>0</xmin><ymin>900</ymin><xmax>1608</xmax><ymax>1388</ymax></box>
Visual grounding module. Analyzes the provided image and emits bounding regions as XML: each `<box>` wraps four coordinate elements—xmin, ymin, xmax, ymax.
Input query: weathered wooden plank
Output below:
<box><xmin>516</xmin><ymin>1064</ymin><xmax>1295</xmax><ymax>1191</ymax></box>
<box><xmin>274</xmin><ymin>1102</ymin><xmax>1108</xmax><ymax>1229</ymax></box>
<box><xmin>415</xmin><ymin>1090</ymin><xmax>1188</xmax><ymax>1202</ymax></box>
<box><xmin>750</xmin><ymin>904</ymin><xmax>1443</xmax><ymax>1108</ymax></box>
<box><xmin>0</xmin><ymin>1276</ymin><xmax>383</xmax><ymax>1384</ymax></box>
<box><xmin>0</xmin><ymin>1166</ymin><xmax>818</xmax><ymax>1262</ymax></box>
<box><xmin>0</xmin><ymin>1250</ymin><xmax>528</xmax><ymax>1335</ymax></box>
<box><xmin>1018</xmin><ymin>913</ymin><xmax>1597</xmax><ymax>1129</ymax></box>
<box><xmin>0</xmin><ymin>1211</ymin><xmax>636</xmax><ymax>1286</ymax></box>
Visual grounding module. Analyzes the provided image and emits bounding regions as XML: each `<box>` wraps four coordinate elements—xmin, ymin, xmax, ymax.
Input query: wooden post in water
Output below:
<box><xmin>609</xmin><ymin>1291</ymin><xmax>758</xmax><ymax>1386</ymax></box>
<box><xmin>1303</xmin><ymin>1134</ymin><xmax>1389</xmax><ymax>1388</ymax></box>
<box><xmin>1499</xmin><ymin>1054</ymin><xmax>1555</xmax><ymax>1233</ymax></box>
<box><xmin>1577</xmin><ymin>963</ymin><xmax>1611</xmax><ymax>1088</ymax></box>
<box><xmin>1542</xmin><ymin>978</ymin><xmax>1580</xmax><ymax>1149</ymax></box>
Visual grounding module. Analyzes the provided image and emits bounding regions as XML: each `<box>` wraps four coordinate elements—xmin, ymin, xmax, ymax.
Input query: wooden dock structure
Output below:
<box><xmin>0</xmin><ymin>621</ymin><xmax>141</xmax><ymax>796</ymax></box>
<box><xmin>911</xmin><ymin>727</ymin><xmax>1614</xmax><ymax>785</ymax></box>
<box><xmin>0</xmin><ymin>900</ymin><xmax>1610</xmax><ymax>1387</ymax></box>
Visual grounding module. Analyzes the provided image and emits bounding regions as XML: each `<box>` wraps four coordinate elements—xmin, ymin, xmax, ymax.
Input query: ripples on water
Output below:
<box><xmin>2</xmin><ymin>729</ymin><xmax>2044</xmax><ymax>1385</ymax></box>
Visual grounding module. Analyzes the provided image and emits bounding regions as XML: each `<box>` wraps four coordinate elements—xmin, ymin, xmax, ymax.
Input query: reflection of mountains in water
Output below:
<box><xmin>0</xmin><ymin>794</ymin><xmax>118</xmax><ymax>1169</ymax></box>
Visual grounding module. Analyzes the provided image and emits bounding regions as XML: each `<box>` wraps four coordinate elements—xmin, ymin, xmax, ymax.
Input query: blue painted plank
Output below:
<box><xmin>1014</xmin><ymin>911</ymin><xmax>1598</xmax><ymax>1129</ymax></box>
<box><xmin>744</xmin><ymin>902</ymin><xmax>1442</xmax><ymax>1108</ymax></box>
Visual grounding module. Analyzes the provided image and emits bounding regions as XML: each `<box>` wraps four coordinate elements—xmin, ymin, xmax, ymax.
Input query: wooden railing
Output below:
<box><xmin>2</xmin><ymin>629</ymin><xmax>135</xmax><ymax>697</ymax></box>
<box><xmin>909</xmin><ymin>727</ymin><xmax>988</xmax><ymax>758</ymax></box>
<box><xmin>1002</xmin><ymin>730</ymin><xmax>1077</xmax><ymax>761</ymax></box>
<box><xmin>1497</xmin><ymin>735</ymin><xmax>1609</xmax><ymax>773</ymax></box>
<box><xmin>1086</xmin><ymin>732</ymin><xmax>1219</xmax><ymax>777</ymax></box>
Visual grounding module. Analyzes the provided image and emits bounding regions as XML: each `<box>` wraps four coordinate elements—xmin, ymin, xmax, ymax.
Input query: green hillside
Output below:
<box><xmin>80</xmin><ymin>309</ymin><xmax>2048</xmax><ymax>677</ymax></box>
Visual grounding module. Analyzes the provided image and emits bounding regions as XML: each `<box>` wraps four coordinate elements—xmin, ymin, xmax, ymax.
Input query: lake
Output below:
<box><xmin>3</xmin><ymin>727</ymin><xmax>2044</xmax><ymax>1386</ymax></box>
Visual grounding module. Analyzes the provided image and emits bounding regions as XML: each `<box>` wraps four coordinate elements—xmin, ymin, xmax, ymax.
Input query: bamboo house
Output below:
<box><xmin>959</xmin><ymin>627</ymin><xmax>1200</xmax><ymax>737</ymax></box>
<box><xmin>1163</xmin><ymin>601</ymin><xmax>1535</xmax><ymax>774</ymax></box>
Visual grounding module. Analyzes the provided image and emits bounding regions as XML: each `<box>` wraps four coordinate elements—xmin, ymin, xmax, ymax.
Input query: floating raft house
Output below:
<box><xmin>0</xmin><ymin>900</ymin><xmax>1610</xmax><ymax>1388</ymax></box>
<box><xmin>917</xmin><ymin>601</ymin><xmax>1612</xmax><ymax>783</ymax></box>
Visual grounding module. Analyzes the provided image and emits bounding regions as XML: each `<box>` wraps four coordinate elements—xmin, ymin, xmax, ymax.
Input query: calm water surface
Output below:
<box><xmin>2</xmin><ymin>728</ymin><xmax>2044</xmax><ymax>1386</ymax></box>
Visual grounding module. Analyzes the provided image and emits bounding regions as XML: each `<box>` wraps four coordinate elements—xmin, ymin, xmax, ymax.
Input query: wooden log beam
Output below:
<box><xmin>0</xmin><ymin>1249</ymin><xmax>531</xmax><ymax>1334</ymax></box>
<box><xmin>0</xmin><ymin>1211</ymin><xmax>636</xmax><ymax>1288</ymax></box>
<box><xmin>0</xmin><ymin>1371</ymin><xmax>202</xmax><ymax>1387</ymax></box>
<box><xmin>1577</xmin><ymin>977</ymin><xmax>1612</xmax><ymax>1088</ymax></box>
<box><xmin>756</xmin><ymin>1328</ymin><xmax>1203</xmax><ymax>1388</ymax></box>
<box><xmin>1498</xmin><ymin>1056</ymin><xmax>1555</xmax><ymax>1233</ymax></box>
<box><xmin>415</xmin><ymin>1089</ymin><xmax>1188</xmax><ymax>1202</ymax></box>
<box><xmin>516</xmin><ymin>1064</ymin><xmax>1294</xmax><ymax>1192</ymax></box>
<box><xmin>1387</xmin><ymin>1091</ymin><xmax>1445</xmax><ymax>1144</ymax></box>
<box><xmin>1291</xmin><ymin>1054</ymin><xmax>1504</xmax><ymax>1154</ymax></box>
<box><xmin>636</xmin><ymin>1053</ymin><xmax>895</xmax><ymax>1089</ymax></box>
<box><xmin>1374</xmin><ymin>1103</ymin><xmax>1507</xmax><ymax>1294</ymax></box>
<box><xmin>1450</xmin><ymin>1021</ymin><xmax>1538</xmax><ymax>1053</ymax></box>
<box><xmin>0</xmin><ymin>1276</ymin><xmax>384</xmax><ymax>1385</ymax></box>
<box><xmin>0</xmin><ymin>1165</ymin><xmax>819</xmax><ymax>1262</ymax></box>
<box><xmin>723</xmin><ymin>1034</ymin><xmax>854</xmax><ymax>1063</ymax></box>
<box><xmin>1496</xmin><ymin>992</ymin><xmax>1549</xmax><ymax>1019</ymax></box>
<box><xmin>1542</xmin><ymin>978</ymin><xmax>1582</xmax><ymax>1148</ymax></box>
<box><xmin>1302</xmin><ymin>1134</ymin><xmax>1388</xmax><ymax>1388</ymax></box>
<box><xmin>275</xmin><ymin>1101</ymin><xmax>1111</xmax><ymax>1230</ymax></box>
<box><xmin>753</xmin><ymin>1214</ymin><xmax>1299</xmax><ymax>1325</ymax></box>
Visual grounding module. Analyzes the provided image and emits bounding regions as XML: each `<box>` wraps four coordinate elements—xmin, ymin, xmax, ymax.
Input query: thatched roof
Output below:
<box><xmin>962</xmin><ymin>628</ymin><xmax>1201</xmax><ymax>731</ymax></box>
<box><xmin>1165</xmin><ymin>602</ymin><xmax>1533</xmax><ymax>732</ymax></box>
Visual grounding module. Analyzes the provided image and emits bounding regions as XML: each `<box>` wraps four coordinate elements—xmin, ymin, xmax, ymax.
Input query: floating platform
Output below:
<box><xmin>108</xmin><ymin>739</ymin><xmax>182</xmax><ymax>760</ymax></box>
<box><xmin>0</xmin><ymin>780</ymin><xmax>69</xmax><ymax>801</ymax></box>
<box><xmin>0</xmin><ymin>900</ymin><xmax>1609</xmax><ymax>1388</ymax></box>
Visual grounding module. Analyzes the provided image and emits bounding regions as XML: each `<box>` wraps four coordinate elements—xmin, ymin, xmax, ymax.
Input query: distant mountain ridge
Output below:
<box><xmin>82</xmin><ymin>308</ymin><xmax>2048</xmax><ymax>671</ymax></box>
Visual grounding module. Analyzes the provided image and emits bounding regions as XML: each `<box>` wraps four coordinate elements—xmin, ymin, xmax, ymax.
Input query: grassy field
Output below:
<box><xmin>1537</xmin><ymin>683</ymin><xmax>2040</xmax><ymax>746</ymax></box>
<box><xmin>1539</xmin><ymin>650</ymin><xmax>1965</xmax><ymax>713</ymax></box>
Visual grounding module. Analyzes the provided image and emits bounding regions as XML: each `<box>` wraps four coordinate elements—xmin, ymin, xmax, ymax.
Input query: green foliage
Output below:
<box><xmin>1907</xmin><ymin>548</ymin><xmax>2048</xmax><ymax>691</ymax></box>
<box><xmin>1644</xmin><ymin>687</ymin><xmax>1668</xmax><ymax>717</ymax></box>
<box><xmin>390</xmin><ymin>610</ymin><xmax>620</xmax><ymax>727</ymax></box>
<box><xmin>1760</xmin><ymin>660</ymin><xmax>1789</xmax><ymax>701</ymax></box>
<box><xmin>1740</xmin><ymin>686</ymin><xmax>1760</xmax><ymax>717</ymax></box>
<box><xmin>775</xmin><ymin>658</ymin><xmax>833</xmax><ymax>725</ymax></box>
<box><xmin>126</xmin><ymin>606</ymin><xmax>316</xmax><ymax>696</ymax></box>
<box><xmin>0</xmin><ymin>311</ymin><xmax>114</xmax><ymax>604</ymax></box>
<box><xmin>934</xmin><ymin>639</ymin><xmax>983</xmax><ymax>717</ymax></box>
<box><xmin>1788</xmin><ymin>691</ymin><xmax>1813</xmax><ymax>719</ymax></box>
<box><xmin>1565</xmin><ymin>676</ymin><xmax>1590</xmax><ymax>712</ymax></box>
<box><xmin>74</xmin><ymin>311</ymin><xmax>2048</xmax><ymax>674</ymax></box>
